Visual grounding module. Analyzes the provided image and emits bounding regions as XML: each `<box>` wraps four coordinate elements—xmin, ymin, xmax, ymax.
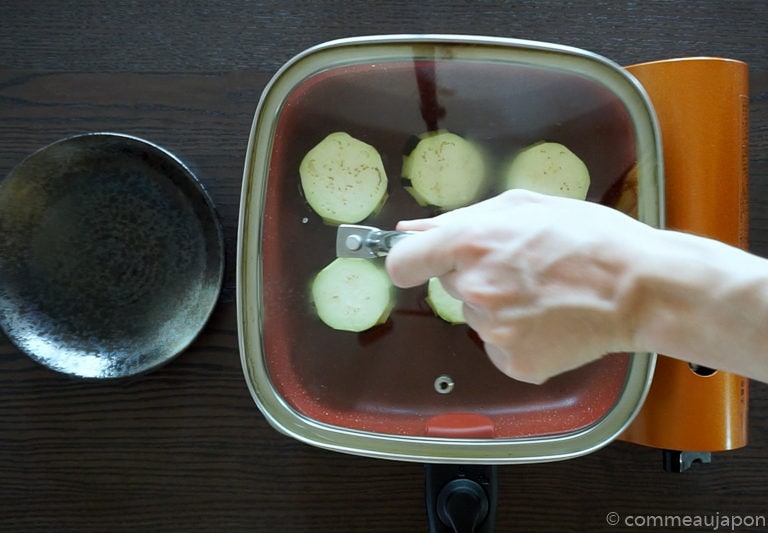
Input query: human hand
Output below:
<box><xmin>385</xmin><ymin>190</ymin><xmax>656</xmax><ymax>384</ymax></box>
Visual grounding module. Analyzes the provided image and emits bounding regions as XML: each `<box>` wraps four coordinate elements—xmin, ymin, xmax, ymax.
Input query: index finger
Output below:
<box><xmin>386</xmin><ymin>190</ymin><xmax>547</xmax><ymax>287</ymax></box>
<box><xmin>385</xmin><ymin>225</ymin><xmax>459</xmax><ymax>288</ymax></box>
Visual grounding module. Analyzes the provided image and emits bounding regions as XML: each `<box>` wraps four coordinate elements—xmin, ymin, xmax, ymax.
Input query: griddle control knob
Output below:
<box><xmin>436</xmin><ymin>478</ymin><xmax>489</xmax><ymax>533</ymax></box>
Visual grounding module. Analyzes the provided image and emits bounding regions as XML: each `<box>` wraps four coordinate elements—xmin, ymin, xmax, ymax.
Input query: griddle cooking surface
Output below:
<box><xmin>262</xmin><ymin>59</ymin><xmax>636</xmax><ymax>438</ymax></box>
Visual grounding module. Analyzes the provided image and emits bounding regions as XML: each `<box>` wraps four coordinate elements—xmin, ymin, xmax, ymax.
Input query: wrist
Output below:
<box><xmin>628</xmin><ymin>229</ymin><xmax>712</xmax><ymax>355</ymax></box>
<box><xmin>627</xmin><ymin>228</ymin><xmax>768</xmax><ymax>379</ymax></box>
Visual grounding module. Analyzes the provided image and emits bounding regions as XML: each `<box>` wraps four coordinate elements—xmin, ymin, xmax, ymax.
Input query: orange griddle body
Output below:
<box><xmin>246</xmin><ymin>40</ymin><xmax>747</xmax><ymax>454</ymax></box>
<box><xmin>620</xmin><ymin>58</ymin><xmax>750</xmax><ymax>452</ymax></box>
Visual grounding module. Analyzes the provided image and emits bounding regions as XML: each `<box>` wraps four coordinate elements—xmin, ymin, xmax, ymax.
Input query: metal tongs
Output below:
<box><xmin>336</xmin><ymin>224</ymin><xmax>411</xmax><ymax>258</ymax></box>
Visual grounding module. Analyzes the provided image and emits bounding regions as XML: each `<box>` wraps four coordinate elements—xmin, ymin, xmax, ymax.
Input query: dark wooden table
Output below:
<box><xmin>1</xmin><ymin>2</ymin><xmax>766</xmax><ymax>531</ymax></box>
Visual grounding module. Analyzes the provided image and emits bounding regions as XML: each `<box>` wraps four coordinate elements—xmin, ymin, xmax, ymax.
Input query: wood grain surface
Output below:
<box><xmin>1</xmin><ymin>1</ymin><xmax>767</xmax><ymax>531</ymax></box>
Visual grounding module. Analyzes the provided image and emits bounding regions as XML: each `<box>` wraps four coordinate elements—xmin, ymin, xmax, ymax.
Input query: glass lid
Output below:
<box><xmin>237</xmin><ymin>35</ymin><xmax>662</xmax><ymax>463</ymax></box>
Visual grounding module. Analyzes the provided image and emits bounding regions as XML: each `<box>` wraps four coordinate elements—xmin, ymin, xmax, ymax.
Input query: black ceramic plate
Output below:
<box><xmin>0</xmin><ymin>133</ymin><xmax>224</xmax><ymax>378</ymax></box>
